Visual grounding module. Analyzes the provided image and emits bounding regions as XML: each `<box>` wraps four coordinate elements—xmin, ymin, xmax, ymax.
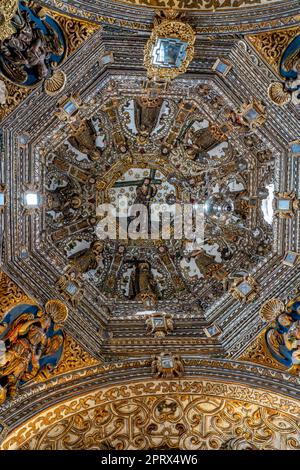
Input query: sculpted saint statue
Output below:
<box><xmin>133</xmin><ymin>178</ymin><xmax>157</xmax><ymax>207</ymax></box>
<box><xmin>67</xmin><ymin>241</ymin><xmax>104</xmax><ymax>276</ymax></box>
<box><xmin>68</xmin><ymin>119</ymin><xmax>101</xmax><ymax>161</ymax></box>
<box><xmin>128</xmin><ymin>178</ymin><xmax>158</xmax><ymax>234</ymax></box>
<box><xmin>128</xmin><ymin>261</ymin><xmax>157</xmax><ymax>301</ymax></box>
<box><xmin>0</xmin><ymin>9</ymin><xmax>64</xmax><ymax>84</ymax></box>
<box><xmin>134</xmin><ymin>97</ymin><xmax>163</xmax><ymax>136</ymax></box>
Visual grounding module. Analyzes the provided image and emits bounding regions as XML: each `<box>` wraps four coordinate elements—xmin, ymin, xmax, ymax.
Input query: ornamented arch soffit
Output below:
<box><xmin>38</xmin><ymin>0</ymin><xmax>300</xmax><ymax>33</ymax></box>
<box><xmin>2</xmin><ymin>379</ymin><xmax>300</xmax><ymax>450</ymax></box>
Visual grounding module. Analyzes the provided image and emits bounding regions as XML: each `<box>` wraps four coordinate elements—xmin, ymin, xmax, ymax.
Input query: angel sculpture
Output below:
<box><xmin>68</xmin><ymin>120</ymin><xmax>102</xmax><ymax>161</ymax></box>
<box><xmin>0</xmin><ymin>305</ymin><xmax>65</xmax><ymax>405</ymax></box>
<box><xmin>66</xmin><ymin>241</ymin><xmax>104</xmax><ymax>277</ymax></box>
<box><xmin>0</xmin><ymin>8</ymin><xmax>65</xmax><ymax>85</ymax></box>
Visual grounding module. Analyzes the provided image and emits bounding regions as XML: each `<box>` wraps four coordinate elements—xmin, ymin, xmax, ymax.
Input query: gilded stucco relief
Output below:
<box><xmin>2</xmin><ymin>380</ymin><xmax>300</xmax><ymax>450</ymax></box>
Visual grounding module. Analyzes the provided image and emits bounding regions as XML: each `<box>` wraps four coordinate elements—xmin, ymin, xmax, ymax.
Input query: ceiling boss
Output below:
<box><xmin>144</xmin><ymin>10</ymin><xmax>196</xmax><ymax>82</ymax></box>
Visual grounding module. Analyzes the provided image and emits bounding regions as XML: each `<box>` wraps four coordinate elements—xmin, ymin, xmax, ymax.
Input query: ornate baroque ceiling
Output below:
<box><xmin>0</xmin><ymin>0</ymin><xmax>300</xmax><ymax>451</ymax></box>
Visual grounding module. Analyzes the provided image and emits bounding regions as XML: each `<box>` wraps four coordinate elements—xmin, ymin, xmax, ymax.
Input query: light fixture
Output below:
<box><xmin>212</xmin><ymin>58</ymin><xmax>232</xmax><ymax>77</ymax></box>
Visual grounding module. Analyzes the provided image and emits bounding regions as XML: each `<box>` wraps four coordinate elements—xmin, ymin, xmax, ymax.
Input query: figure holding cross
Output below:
<box><xmin>128</xmin><ymin>176</ymin><xmax>158</xmax><ymax>234</ymax></box>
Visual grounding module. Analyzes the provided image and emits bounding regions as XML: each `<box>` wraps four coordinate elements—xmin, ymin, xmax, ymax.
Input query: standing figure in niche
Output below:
<box><xmin>134</xmin><ymin>96</ymin><xmax>163</xmax><ymax>136</ymax></box>
<box><xmin>128</xmin><ymin>261</ymin><xmax>157</xmax><ymax>302</ymax></box>
<box><xmin>128</xmin><ymin>178</ymin><xmax>158</xmax><ymax>234</ymax></box>
<box><xmin>68</xmin><ymin>119</ymin><xmax>101</xmax><ymax>161</ymax></box>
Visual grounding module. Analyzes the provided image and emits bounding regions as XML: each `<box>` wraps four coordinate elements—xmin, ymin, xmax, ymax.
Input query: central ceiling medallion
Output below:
<box><xmin>144</xmin><ymin>11</ymin><xmax>196</xmax><ymax>81</ymax></box>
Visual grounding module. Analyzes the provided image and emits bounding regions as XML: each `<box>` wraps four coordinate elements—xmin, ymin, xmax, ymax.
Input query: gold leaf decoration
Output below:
<box><xmin>0</xmin><ymin>0</ymin><xmax>18</xmax><ymax>41</ymax></box>
<box><xmin>247</xmin><ymin>28</ymin><xmax>300</xmax><ymax>74</ymax></box>
<box><xmin>239</xmin><ymin>331</ymin><xmax>285</xmax><ymax>370</ymax></box>
<box><xmin>0</xmin><ymin>79</ymin><xmax>30</xmax><ymax>123</ymax></box>
<box><xmin>45</xmin><ymin>335</ymin><xmax>100</xmax><ymax>377</ymax></box>
<box><xmin>268</xmin><ymin>82</ymin><xmax>291</xmax><ymax>106</ymax></box>
<box><xmin>51</xmin><ymin>12</ymin><xmax>100</xmax><ymax>55</ymax></box>
<box><xmin>259</xmin><ymin>298</ymin><xmax>285</xmax><ymax>322</ymax></box>
<box><xmin>3</xmin><ymin>380</ymin><xmax>300</xmax><ymax>450</ymax></box>
<box><xmin>0</xmin><ymin>273</ymin><xmax>32</xmax><ymax>321</ymax></box>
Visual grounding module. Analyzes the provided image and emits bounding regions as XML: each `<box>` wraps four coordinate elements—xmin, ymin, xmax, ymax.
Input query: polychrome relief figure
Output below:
<box><xmin>0</xmin><ymin>303</ymin><xmax>66</xmax><ymax>405</ymax></box>
<box><xmin>266</xmin><ymin>296</ymin><xmax>300</xmax><ymax>369</ymax></box>
<box><xmin>268</xmin><ymin>35</ymin><xmax>300</xmax><ymax>107</ymax></box>
<box><xmin>0</xmin><ymin>3</ymin><xmax>66</xmax><ymax>87</ymax></box>
<box><xmin>66</xmin><ymin>241</ymin><xmax>104</xmax><ymax>278</ymax></box>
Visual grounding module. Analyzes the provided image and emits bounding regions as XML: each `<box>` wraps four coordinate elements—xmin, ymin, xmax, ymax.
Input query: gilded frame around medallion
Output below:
<box><xmin>282</xmin><ymin>251</ymin><xmax>300</xmax><ymax>267</ymax></box>
<box><xmin>144</xmin><ymin>18</ymin><xmax>196</xmax><ymax>81</ymax></box>
<box><xmin>274</xmin><ymin>192</ymin><xmax>298</xmax><ymax>219</ymax></box>
<box><xmin>229</xmin><ymin>276</ymin><xmax>260</xmax><ymax>303</ymax></box>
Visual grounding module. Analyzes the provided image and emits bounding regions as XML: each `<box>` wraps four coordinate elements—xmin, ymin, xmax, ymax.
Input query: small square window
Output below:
<box><xmin>213</xmin><ymin>59</ymin><xmax>232</xmax><ymax>76</ymax></box>
<box><xmin>290</xmin><ymin>141</ymin><xmax>300</xmax><ymax>156</ymax></box>
<box><xmin>101</xmin><ymin>53</ymin><xmax>114</xmax><ymax>65</ymax></box>
<box><xmin>216</xmin><ymin>62</ymin><xmax>227</xmax><ymax>74</ymax></box>
<box><xmin>161</xmin><ymin>358</ymin><xmax>174</xmax><ymax>369</ymax></box>
<box><xmin>20</xmin><ymin>249</ymin><xmax>29</xmax><ymax>259</ymax></box>
<box><xmin>244</xmin><ymin>108</ymin><xmax>259</xmax><ymax>122</ymax></box>
<box><xmin>278</xmin><ymin>199</ymin><xmax>291</xmax><ymax>211</ymax></box>
<box><xmin>25</xmin><ymin>192</ymin><xmax>39</xmax><ymax>207</ymax></box>
<box><xmin>66</xmin><ymin>282</ymin><xmax>78</xmax><ymax>295</ymax></box>
<box><xmin>63</xmin><ymin>101</ymin><xmax>77</xmax><ymax>116</ymax></box>
<box><xmin>204</xmin><ymin>324</ymin><xmax>222</xmax><ymax>338</ymax></box>
<box><xmin>152</xmin><ymin>38</ymin><xmax>188</xmax><ymax>69</ymax></box>
<box><xmin>237</xmin><ymin>282</ymin><xmax>253</xmax><ymax>296</ymax></box>
<box><xmin>283</xmin><ymin>251</ymin><xmax>299</xmax><ymax>267</ymax></box>
<box><xmin>19</xmin><ymin>134</ymin><xmax>29</xmax><ymax>145</ymax></box>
